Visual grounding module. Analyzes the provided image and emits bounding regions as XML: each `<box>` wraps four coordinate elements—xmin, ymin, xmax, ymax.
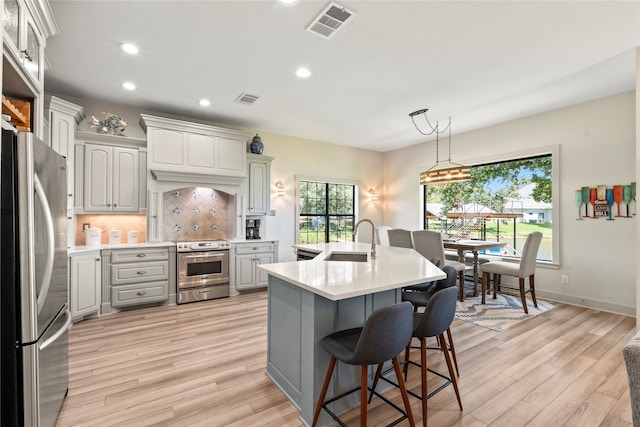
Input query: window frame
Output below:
<box><xmin>421</xmin><ymin>145</ymin><xmax>560</xmax><ymax>266</ymax></box>
<box><xmin>295</xmin><ymin>176</ymin><xmax>359</xmax><ymax>244</ymax></box>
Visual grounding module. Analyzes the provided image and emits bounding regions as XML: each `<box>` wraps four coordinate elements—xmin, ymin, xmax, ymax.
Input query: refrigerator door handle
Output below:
<box><xmin>34</xmin><ymin>173</ymin><xmax>55</xmax><ymax>314</ymax></box>
<box><xmin>39</xmin><ymin>309</ymin><xmax>71</xmax><ymax>351</ymax></box>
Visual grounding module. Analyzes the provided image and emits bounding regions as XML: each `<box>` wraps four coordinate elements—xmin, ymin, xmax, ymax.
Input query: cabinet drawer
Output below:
<box><xmin>111</xmin><ymin>261</ymin><xmax>169</xmax><ymax>285</ymax></box>
<box><xmin>110</xmin><ymin>248</ymin><xmax>169</xmax><ymax>263</ymax></box>
<box><xmin>111</xmin><ymin>281</ymin><xmax>168</xmax><ymax>308</ymax></box>
<box><xmin>235</xmin><ymin>242</ymin><xmax>274</xmax><ymax>255</ymax></box>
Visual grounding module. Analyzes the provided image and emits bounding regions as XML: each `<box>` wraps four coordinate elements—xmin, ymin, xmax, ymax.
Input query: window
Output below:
<box><xmin>423</xmin><ymin>154</ymin><xmax>554</xmax><ymax>262</ymax></box>
<box><xmin>298</xmin><ymin>180</ymin><xmax>355</xmax><ymax>244</ymax></box>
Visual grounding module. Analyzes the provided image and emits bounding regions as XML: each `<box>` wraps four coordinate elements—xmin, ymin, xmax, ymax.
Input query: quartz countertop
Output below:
<box><xmin>68</xmin><ymin>241</ymin><xmax>176</xmax><ymax>255</ymax></box>
<box><xmin>258</xmin><ymin>242</ymin><xmax>445</xmax><ymax>301</ymax></box>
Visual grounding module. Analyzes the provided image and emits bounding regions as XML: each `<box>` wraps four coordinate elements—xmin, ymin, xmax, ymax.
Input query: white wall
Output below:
<box><xmin>384</xmin><ymin>91</ymin><xmax>636</xmax><ymax>315</ymax></box>
<box><xmin>257</xmin><ymin>131</ymin><xmax>384</xmax><ymax>262</ymax></box>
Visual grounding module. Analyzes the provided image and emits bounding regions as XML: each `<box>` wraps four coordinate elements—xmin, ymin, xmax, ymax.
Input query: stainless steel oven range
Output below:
<box><xmin>176</xmin><ymin>240</ymin><xmax>230</xmax><ymax>304</ymax></box>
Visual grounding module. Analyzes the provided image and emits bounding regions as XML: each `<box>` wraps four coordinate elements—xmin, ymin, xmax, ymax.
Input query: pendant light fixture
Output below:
<box><xmin>410</xmin><ymin>108</ymin><xmax>471</xmax><ymax>185</ymax></box>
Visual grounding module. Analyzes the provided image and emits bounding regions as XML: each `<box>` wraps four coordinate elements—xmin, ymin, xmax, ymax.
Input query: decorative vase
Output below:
<box><xmin>250</xmin><ymin>134</ymin><xmax>264</xmax><ymax>154</ymax></box>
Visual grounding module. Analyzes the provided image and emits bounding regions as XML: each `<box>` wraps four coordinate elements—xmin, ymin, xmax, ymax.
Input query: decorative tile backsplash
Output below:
<box><xmin>163</xmin><ymin>187</ymin><xmax>229</xmax><ymax>241</ymax></box>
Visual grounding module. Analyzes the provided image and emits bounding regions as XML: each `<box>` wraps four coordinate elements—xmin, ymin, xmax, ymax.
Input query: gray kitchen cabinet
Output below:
<box><xmin>102</xmin><ymin>247</ymin><xmax>171</xmax><ymax>312</ymax></box>
<box><xmin>232</xmin><ymin>241</ymin><xmax>278</xmax><ymax>290</ymax></box>
<box><xmin>74</xmin><ymin>132</ymin><xmax>147</xmax><ymax>214</ymax></box>
<box><xmin>69</xmin><ymin>251</ymin><xmax>101</xmax><ymax>321</ymax></box>
<box><xmin>141</xmin><ymin>114</ymin><xmax>249</xmax><ymax>179</ymax></box>
<box><xmin>247</xmin><ymin>154</ymin><xmax>273</xmax><ymax>215</ymax></box>
<box><xmin>44</xmin><ymin>96</ymin><xmax>84</xmax><ymax>247</ymax></box>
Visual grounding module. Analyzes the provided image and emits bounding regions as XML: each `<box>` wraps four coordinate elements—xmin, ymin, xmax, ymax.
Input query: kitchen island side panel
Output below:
<box><xmin>266</xmin><ymin>274</ymin><xmax>402</xmax><ymax>426</ymax></box>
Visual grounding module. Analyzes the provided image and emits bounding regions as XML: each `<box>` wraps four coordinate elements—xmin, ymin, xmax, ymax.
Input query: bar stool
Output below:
<box><xmin>312</xmin><ymin>302</ymin><xmax>415</xmax><ymax>427</ymax></box>
<box><xmin>370</xmin><ymin>287</ymin><xmax>462</xmax><ymax>427</ymax></box>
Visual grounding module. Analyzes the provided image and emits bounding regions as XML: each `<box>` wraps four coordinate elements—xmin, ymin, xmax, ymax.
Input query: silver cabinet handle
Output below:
<box><xmin>137</xmin><ymin>253</ymin><xmax>146</xmax><ymax>257</ymax></box>
<box><xmin>136</xmin><ymin>291</ymin><xmax>146</xmax><ymax>296</ymax></box>
<box><xmin>22</xmin><ymin>49</ymin><xmax>33</xmax><ymax>61</ymax></box>
<box><xmin>137</xmin><ymin>271</ymin><xmax>146</xmax><ymax>275</ymax></box>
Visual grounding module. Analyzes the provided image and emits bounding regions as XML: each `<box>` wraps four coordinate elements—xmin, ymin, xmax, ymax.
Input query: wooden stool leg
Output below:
<box><xmin>403</xmin><ymin>341</ymin><xmax>411</xmax><ymax>381</ymax></box>
<box><xmin>458</xmin><ymin>271</ymin><xmax>465</xmax><ymax>302</ymax></box>
<box><xmin>420</xmin><ymin>338</ymin><xmax>428</xmax><ymax>427</ymax></box>
<box><xmin>393</xmin><ymin>356</ymin><xmax>416</xmax><ymax>427</ymax></box>
<box><xmin>360</xmin><ymin>365</ymin><xmax>368</xmax><ymax>427</ymax></box>
<box><xmin>440</xmin><ymin>333</ymin><xmax>463</xmax><ymax>411</ymax></box>
<box><xmin>446</xmin><ymin>327</ymin><xmax>459</xmax><ymax>377</ymax></box>
<box><xmin>530</xmin><ymin>275</ymin><xmax>538</xmax><ymax>307</ymax></box>
<box><xmin>368</xmin><ymin>363</ymin><xmax>384</xmax><ymax>404</ymax></box>
<box><xmin>493</xmin><ymin>274</ymin><xmax>500</xmax><ymax>299</ymax></box>
<box><xmin>312</xmin><ymin>356</ymin><xmax>336</xmax><ymax>427</ymax></box>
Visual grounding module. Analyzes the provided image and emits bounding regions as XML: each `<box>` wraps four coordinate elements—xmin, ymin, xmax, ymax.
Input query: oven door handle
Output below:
<box><xmin>182</xmin><ymin>253</ymin><xmax>226</xmax><ymax>259</ymax></box>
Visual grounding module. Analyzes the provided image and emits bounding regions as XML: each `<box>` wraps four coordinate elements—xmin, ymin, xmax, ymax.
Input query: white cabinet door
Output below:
<box><xmin>248</xmin><ymin>161</ymin><xmax>268</xmax><ymax>215</ymax></box>
<box><xmin>235</xmin><ymin>254</ymin><xmax>256</xmax><ymax>290</ymax></box>
<box><xmin>217</xmin><ymin>137</ymin><xmax>245</xmax><ymax>175</ymax></box>
<box><xmin>112</xmin><ymin>147</ymin><xmax>139</xmax><ymax>212</ymax></box>
<box><xmin>84</xmin><ymin>144</ymin><xmax>112</xmax><ymax>212</ymax></box>
<box><xmin>149</xmin><ymin>128</ymin><xmax>183</xmax><ymax>166</ymax></box>
<box><xmin>255</xmin><ymin>253</ymin><xmax>274</xmax><ymax>288</ymax></box>
<box><xmin>83</xmin><ymin>143</ymin><xmax>140</xmax><ymax>213</ymax></box>
<box><xmin>185</xmin><ymin>133</ymin><xmax>216</xmax><ymax>169</ymax></box>
<box><xmin>70</xmin><ymin>252</ymin><xmax>101</xmax><ymax>321</ymax></box>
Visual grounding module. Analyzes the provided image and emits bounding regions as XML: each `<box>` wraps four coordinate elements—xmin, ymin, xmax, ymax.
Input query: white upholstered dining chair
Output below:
<box><xmin>480</xmin><ymin>231</ymin><xmax>543</xmax><ymax>314</ymax></box>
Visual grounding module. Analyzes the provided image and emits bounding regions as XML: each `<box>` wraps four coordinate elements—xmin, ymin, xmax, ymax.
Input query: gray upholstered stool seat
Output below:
<box><xmin>312</xmin><ymin>302</ymin><xmax>415</xmax><ymax>427</ymax></box>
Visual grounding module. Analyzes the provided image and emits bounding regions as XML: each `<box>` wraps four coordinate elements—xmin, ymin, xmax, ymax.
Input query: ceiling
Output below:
<box><xmin>43</xmin><ymin>1</ymin><xmax>640</xmax><ymax>152</ymax></box>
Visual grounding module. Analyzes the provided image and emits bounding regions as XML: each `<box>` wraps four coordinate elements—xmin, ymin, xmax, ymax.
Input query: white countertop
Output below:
<box><xmin>258</xmin><ymin>242</ymin><xmax>445</xmax><ymax>301</ymax></box>
<box><xmin>68</xmin><ymin>241</ymin><xmax>176</xmax><ymax>255</ymax></box>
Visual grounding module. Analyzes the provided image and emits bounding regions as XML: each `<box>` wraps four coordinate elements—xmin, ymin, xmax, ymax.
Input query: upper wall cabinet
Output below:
<box><xmin>140</xmin><ymin>114</ymin><xmax>249</xmax><ymax>181</ymax></box>
<box><xmin>247</xmin><ymin>153</ymin><xmax>273</xmax><ymax>215</ymax></box>
<box><xmin>2</xmin><ymin>0</ymin><xmax>57</xmax><ymax>93</ymax></box>
<box><xmin>74</xmin><ymin>132</ymin><xmax>147</xmax><ymax>214</ymax></box>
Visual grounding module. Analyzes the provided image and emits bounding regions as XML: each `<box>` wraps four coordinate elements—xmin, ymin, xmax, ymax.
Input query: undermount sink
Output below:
<box><xmin>324</xmin><ymin>251</ymin><xmax>368</xmax><ymax>262</ymax></box>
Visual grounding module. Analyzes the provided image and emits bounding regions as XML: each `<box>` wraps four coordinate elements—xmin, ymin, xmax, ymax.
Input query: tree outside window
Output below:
<box><xmin>423</xmin><ymin>155</ymin><xmax>552</xmax><ymax>261</ymax></box>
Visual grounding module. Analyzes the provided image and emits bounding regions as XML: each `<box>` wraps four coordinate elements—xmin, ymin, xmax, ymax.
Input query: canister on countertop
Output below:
<box><xmin>127</xmin><ymin>230</ymin><xmax>138</xmax><ymax>244</ymax></box>
<box><xmin>85</xmin><ymin>228</ymin><xmax>102</xmax><ymax>246</ymax></box>
<box><xmin>108</xmin><ymin>229</ymin><xmax>121</xmax><ymax>245</ymax></box>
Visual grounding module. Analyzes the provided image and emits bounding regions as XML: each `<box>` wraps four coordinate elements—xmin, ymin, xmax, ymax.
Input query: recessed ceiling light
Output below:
<box><xmin>120</xmin><ymin>43</ymin><xmax>139</xmax><ymax>54</ymax></box>
<box><xmin>279</xmin><ymin>0</ymin><xmax>300</xmax><ymax>5</ymax></box>
<box><xmin>295</xmin><ymin>67</ymin><xmax>311</xmax><ymax>78</ymax></box>
<box><xmin>199</xmin><ymin>99</ymin><xmax>210</xmax><ymax>107</ymax></box>
<box><xmin>122</xmin><ymin>82</ymin><xmax>136</xmax><ymax>90</ymax></box>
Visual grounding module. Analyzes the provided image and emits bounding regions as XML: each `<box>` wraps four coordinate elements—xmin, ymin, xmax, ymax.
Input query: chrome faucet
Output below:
<box><xmin>353</xmin><ymin>219</ymin><xmax>376</xmax><ymax>259</ymax></box>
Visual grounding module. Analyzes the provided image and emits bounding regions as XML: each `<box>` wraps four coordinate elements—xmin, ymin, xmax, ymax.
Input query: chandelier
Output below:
<box><xmin>410</xmin><ymin>108</ymin><xmax>471</xmax><ymax>185</ymax></box>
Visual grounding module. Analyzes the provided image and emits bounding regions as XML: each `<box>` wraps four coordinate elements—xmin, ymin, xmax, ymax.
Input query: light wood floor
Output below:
<box><xmin>56</xmin><ymin>291</ymin><xmax>635</xmax><ymax>427</ymax></box>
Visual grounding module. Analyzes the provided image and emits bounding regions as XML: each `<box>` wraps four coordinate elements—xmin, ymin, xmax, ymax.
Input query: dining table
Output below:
<box><xmin>443</xmin><ymin>239</ymin><xmax>507</xmax><ymax>300</ymax></box>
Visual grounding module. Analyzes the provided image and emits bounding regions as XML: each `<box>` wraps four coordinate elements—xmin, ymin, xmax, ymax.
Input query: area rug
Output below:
<box><xmin>455</xmin><ymin>293</ymin><xmax>556</xmax><ymax>331</ymax></box>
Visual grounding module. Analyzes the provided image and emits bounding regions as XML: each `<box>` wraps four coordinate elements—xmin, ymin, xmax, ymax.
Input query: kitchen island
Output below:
<box><xmin>258</xmin><ymin>242</ymin><xmax>444</xmax><ymax>426</ymax></box>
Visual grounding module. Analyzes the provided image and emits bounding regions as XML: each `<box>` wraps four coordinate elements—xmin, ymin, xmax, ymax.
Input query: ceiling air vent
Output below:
<box><xmin>306</xmin><ymin>2</ymin><xmax>354</xmax><ymax>39</ymax></box>
<box><xmin>235</xmin><ymin>92</ymin><xmax>260</xmax><ymax>105</ymax></box>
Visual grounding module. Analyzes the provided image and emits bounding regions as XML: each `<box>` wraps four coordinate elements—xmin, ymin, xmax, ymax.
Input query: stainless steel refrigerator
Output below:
<box><xmin>1</xmin><ymin>126</ymin><xmax>71</xmax><ymax>427</ymax></box>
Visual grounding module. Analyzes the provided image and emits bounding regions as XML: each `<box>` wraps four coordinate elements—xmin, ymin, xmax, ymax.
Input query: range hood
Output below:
<box><xmin>150</xmin><ymin>169</ymin><xmax>245</xmax><ymax>186</ymax></box>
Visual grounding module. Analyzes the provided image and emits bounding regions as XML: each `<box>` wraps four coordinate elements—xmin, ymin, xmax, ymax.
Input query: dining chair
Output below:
<box><xmin>312</xmin><ymin>302</ymin><xmax>415</xmax><ymax>427</ymax></box>
<box><xmin>376</xmin><ymin>226</ymin><xmax>392</xmax><ymax>246</ymax></box>
<box><xmin>370</xmin><ymin>287</ymin><xmax>462</xmax><ymax>427</ymax></box>
<box><xmin>411</xmin><ymin>230</ymin><xmax>467</xmax><ymax>301</ymax></box>
<box><xmin>480</xmin><ymin>231</ymin><xmax>543</xmax><ymax>314</ymax></box>
<box><xmin>387</xmin><ymin>228</ymin><xmax>413</xmax><ymax>249</ymax></box>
